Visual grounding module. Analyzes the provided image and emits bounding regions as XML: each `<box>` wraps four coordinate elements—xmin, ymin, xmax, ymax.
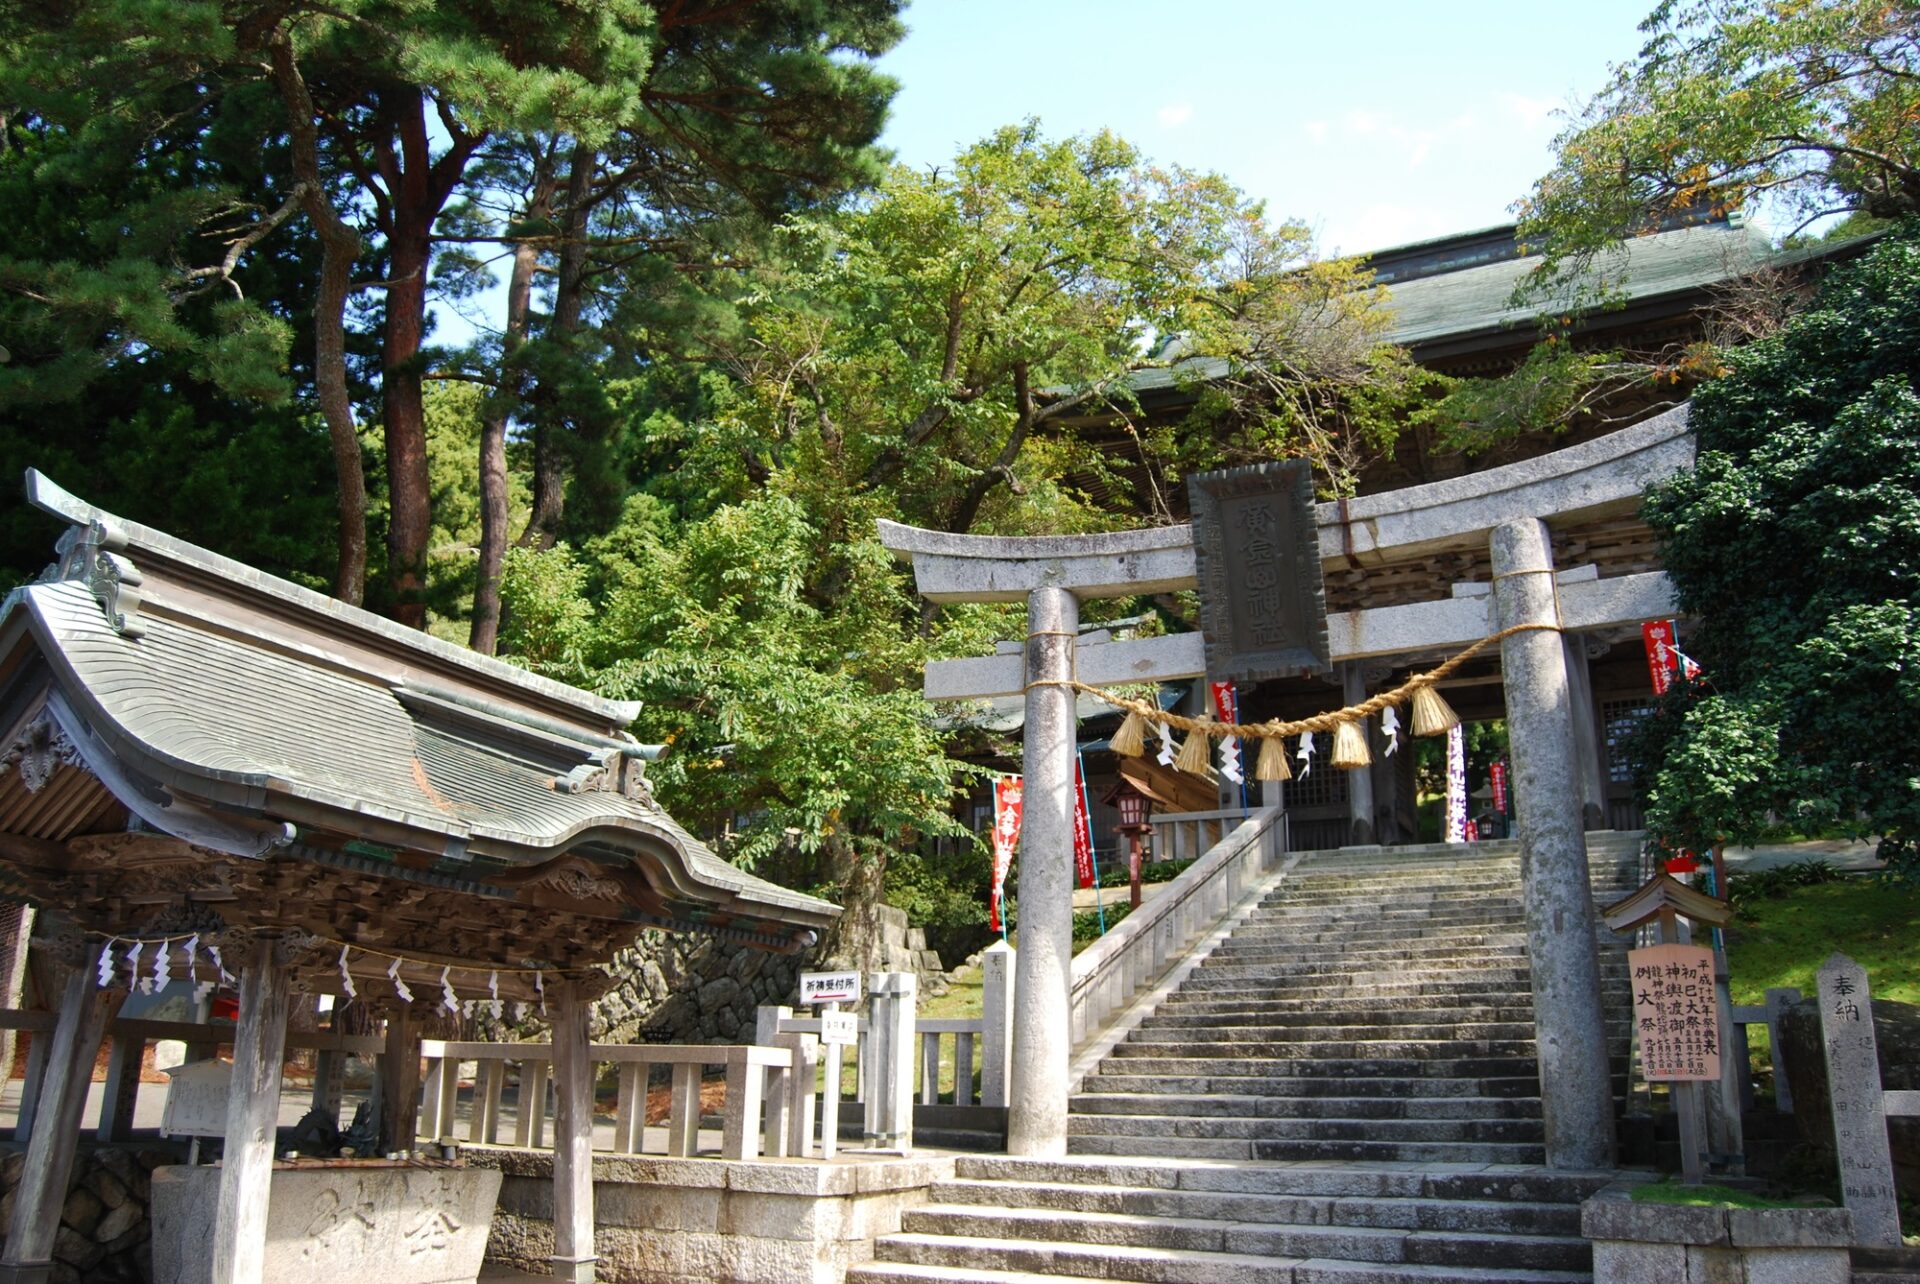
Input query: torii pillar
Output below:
<box><xmin>878</xmin><ymin>521</ymin><xmax>1201</xmax><ymax>1156</ymax></box>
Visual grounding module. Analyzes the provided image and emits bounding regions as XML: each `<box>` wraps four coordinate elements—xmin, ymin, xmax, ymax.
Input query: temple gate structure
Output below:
<box><xmin>880</xmin><ymin>404</ymin><xmax>1697</xmax><ymax>1167</ymax></box>
<box><xmin>0</xmin><ymin>471</ymin><xmax>839</xmax><ymax>1284</ymax></box>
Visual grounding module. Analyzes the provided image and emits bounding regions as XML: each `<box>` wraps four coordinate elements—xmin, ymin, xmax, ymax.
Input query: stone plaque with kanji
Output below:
<box><xmin>1628</xmin><ymin>943</ymin><xmax>1721</xmax><ymax>1081</ymax></box>
<box><xmin>1188</xmin><ymin>460</ymin><xmax>1329</xmax><ymax>684</ymax></box>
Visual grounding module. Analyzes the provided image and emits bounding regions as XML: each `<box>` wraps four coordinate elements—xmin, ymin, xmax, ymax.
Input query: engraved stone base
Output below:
<box><xmin>149</xmin><ymin>1163</ymin><xmax>502</xmax><ymax>1284</ymax></box>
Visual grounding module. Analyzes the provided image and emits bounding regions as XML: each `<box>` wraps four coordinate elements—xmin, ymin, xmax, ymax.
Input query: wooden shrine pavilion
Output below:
<box><xmin>0</xmin><ymin>470</ymin><xmax>838</xmax><ymax>1283</ymax></box>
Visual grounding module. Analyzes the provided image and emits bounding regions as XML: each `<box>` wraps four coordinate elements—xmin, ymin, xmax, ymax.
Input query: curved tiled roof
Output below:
<box><xmin>1</xmin><ymin>471</ymin><xmax>837</xmax><ymax>945</ymax></box>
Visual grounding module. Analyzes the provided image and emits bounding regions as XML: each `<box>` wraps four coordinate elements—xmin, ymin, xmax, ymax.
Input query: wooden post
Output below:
<box><xmin>95</xmin><ymin>1031</ymin><xmax>142</xmax><ymax>1142</ymax></box>
<box><xmin>210</xmin><ymin>937</ymin><xmax>292</xmax><ymax>1284</ymax></box>
<box><xmin>1654</xmin><ymin>908</ymin><xmax>1709</xmax><ymax>1185</ymax></box>
<box><xmin>378</xmin><ymin>1005</ymin><xmax>420</xmax><ymax>1153</ymax></box>
<box><xmin>549</xmin><ymin>980</ymin><xmax>597</xmax><ymax>1284</ymax></box>
<box><xmin>13</xmin><ymin>1027</ymin><xmax>52</xmax><ymax>1141</ymax></box>
<box><xmin>0</xmin><ymin>944</ymin><xmax>117</xmax><ymax>1284</ymax></box>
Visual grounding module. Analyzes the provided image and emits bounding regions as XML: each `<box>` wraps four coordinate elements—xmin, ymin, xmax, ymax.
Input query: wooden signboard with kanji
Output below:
<box><xmin>1629</xmin><ymin>943</ymin><xmax>1721</xmax><ymax>1081</ymax></box>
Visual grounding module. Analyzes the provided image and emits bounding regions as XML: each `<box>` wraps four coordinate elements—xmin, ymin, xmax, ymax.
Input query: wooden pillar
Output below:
<box><xmin>210</xmin><ymin>938</ymin><xmax>292</xmax><ymax>1284</ymax></box>
<box><xmin>1562</xmin><ymin>632</ymin><xmax>1609</xmax><ymax>830</ymax></box>
<box><xmin>1341</xmin><ymin>663</ymin><xmax>1375</xmax><ymax>846</ymax></box>
<box><xmin>378</xmin><ymin>1005</ymin><xmax>419</xmax><ymax>1153</ymax></box>
<box><xmin>0</xmin><ymin>944</ymin><xmax>117</xmax><ymax>1284</ymax></box>
<box><xmin>549</xmin><ymin>980</ymin><xmax>597</xmax><ymax>1284</ymax></box>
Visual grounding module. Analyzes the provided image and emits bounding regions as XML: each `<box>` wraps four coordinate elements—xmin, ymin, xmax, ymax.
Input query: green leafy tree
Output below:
<box><xmin>1634</xmin><ymin>220</ymin><xmax>1920</xmax><ymax>873</ymax></box>
<box><xmin>1517</xmin><ymin>0</ymin><xmax>1920</xmax><ymax>300</ymax></box>
<box><xmin>498</xmin><ymin>496</ymin><xmax>969</xmax><ymax>968</ymax></box>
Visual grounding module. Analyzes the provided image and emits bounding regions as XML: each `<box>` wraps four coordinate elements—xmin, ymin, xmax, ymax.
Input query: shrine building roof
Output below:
<box><xmin>0</xmin><ymin>471</ymin><xmax>834</xmax><ymax>984</ymax></box>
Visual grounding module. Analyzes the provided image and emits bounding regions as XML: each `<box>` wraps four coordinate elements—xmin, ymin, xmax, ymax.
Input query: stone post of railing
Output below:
<box><xmin>980</xmin><ymin>940</ymin><xmax>1015</xmax><ymax>1110</ymax></box>
<box><xmin>864</xmin><ymin>971</ymin><xmax>916</xmax><ymax>1153</ymax></box>
<box><xmin>774</xmin><ymin>1029</ymin><xmax>820</xmax><ymax>1159</ymax></box>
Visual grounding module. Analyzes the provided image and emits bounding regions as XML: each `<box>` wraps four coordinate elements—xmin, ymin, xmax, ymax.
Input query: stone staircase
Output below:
<box><xmin>852</xmin><ymin>835</ymin><xmax>1646</xmax><ymax>1284</ymax></box>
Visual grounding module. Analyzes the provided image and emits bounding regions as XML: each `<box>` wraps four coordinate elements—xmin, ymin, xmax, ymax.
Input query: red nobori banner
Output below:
<box><xmin>1642</xmin><ymin>619</ymin><xmax>1701</xmax><ymax>695</ymax></box>
<box><xmin>989</xmin><ymin>775</ymin><xmax>1022</xmax><ymax>932</ymax></box>
<box><xmin>1209</xmin><ymin>680</ymin><xmax>1240</xmax><ymax>725</ymax></box>
<box><xmin>1642</xmin><ymin>619</ymin><xmax>1680</xmax><ymax>694</ymax></box>
<box><xmin>1073</xmin><ymin>758</ymin><xmax>1096</xmax><ymax>890</ymax></box>
<box><xmin>1490</xmin><ymin>760</ymin><xmax>1508</xmax><ymax>814</ymax></box>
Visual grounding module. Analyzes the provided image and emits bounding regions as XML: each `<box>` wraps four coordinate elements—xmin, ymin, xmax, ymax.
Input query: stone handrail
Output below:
<box><xmin>417</xmin><ymin>1038</ymin><xmax>799</xmax><ymax>1162</ymax></box>
<box><xmin>1068</xmin><ymin>805</ymin><xmax>1285</xmax><ymax>1048</ymax></box>
<box><xmin>1147</xmin><ymin>806</ymin><xmax>1248</xmax><ymax>864</ymax></box>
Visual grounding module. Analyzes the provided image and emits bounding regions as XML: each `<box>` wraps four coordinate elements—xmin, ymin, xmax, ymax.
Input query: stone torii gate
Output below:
<box><xmin>876</xmin><ymin>409</ymin><xmax>1701</xmax><ymax>1165</ymax></box>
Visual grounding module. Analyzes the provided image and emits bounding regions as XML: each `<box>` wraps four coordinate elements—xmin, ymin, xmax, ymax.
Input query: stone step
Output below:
<box><xmin>898</xmin><ymin>1205</ymin><xmax>1590</xmax><ymax>1272</ymax></box>
<box><xmin>1070</xmin><ymin>1094</ymin><xmax>1544</xmax><ymax>1121</ymax></box>
<box><xmin>1208</xmin><ymin>940</ymin><xmax>1543</xmax><ymax>960</ymax></box>
<box><xmin>953</xmin><ymin>1156</ymin><xmax>1624</xmax><ymax>1205</ymax></box>
<box><xmin>1141</xmin><ymin>1005</ymin><xmax>1544</xmax><ymax>1027</ymax></box>
<box><xmin>1127</xmin><ymin>1022</ymin><xmax>1542</xmax><ymax>1044</ymax></box>
<box><xmin>870</xmin><ymin>1232</ymin><xmax>1301</xmax><ymax>1284</ymax></box>
<box><xmin>1155</xmin><ymin>992</ymin><xmax>1542</xmax><ymax>1015</ymax></box>
<box><xmin>1178</xmin><ymin>967</ymin><xmax>1540</xmax><ymax>990</ymax></box>
<box><xmin>1066</xmin><ymin>1114</ymin><xmax>1545</xmax><ymax>1145</ymax></box>
<box><xmin>1098</xmin><ymin>1056</ymin><xmax>1552</xmax><ymax>1080</ymax></box>
<box><xmin>1106</xmin><ymin>1038</ymin><xmax>1542</xmax><ymax>1061</ymax></box>
<box><xmin>1066</xmin><ymin>1134</ymin><xmax>1548</xmax><ymax>1164</ymax></box>
<box><xmin>1076</xmin><ymin>1074</ymin><xmax>1543</xmax><ymax>1100</ymax></box>
<box><xmin>926</xmin><ymin>1179</ymin><xmax>1582</xmax><ymax>1236</ymax></box>
<box><xmin>1241</xmin><ymin>905</ymin><xmax>1528</xmax><ymax>925</ymax></box>
<box><xmin>1220</xmin><ymin>921</ymin><xmax>1530</xmax><ymax>940</ymax></box>
<box><xmin>848</xmin><ymin>1262</ymin><xmax>1136</xmax><ymax>1284</ymax></box>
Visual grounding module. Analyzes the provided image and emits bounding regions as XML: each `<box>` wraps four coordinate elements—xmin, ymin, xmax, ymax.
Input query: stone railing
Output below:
<box><xmin>1147</xmin><ymin>806</ymin><xmax>1250</xmax><ymax>863</ymax></box>
<box><xmin>0</xmin><ymin>1009</ymin><xmax>382</xmax><ymax>1145</ymax></box>
<box><xmin>1727</xmin><ymin>986</ymin><xmax>1803</xmax><ymax>1113</ymax></box>
<box><xmin>1068</xmin><ymin>805</ymin><xmax>1285</xmax><ymax>1048</ymax></box>
<box><xmin>418</xmin><ymin>1038</ymin><xmax>801</xmax><ymax>1162</ymax></box>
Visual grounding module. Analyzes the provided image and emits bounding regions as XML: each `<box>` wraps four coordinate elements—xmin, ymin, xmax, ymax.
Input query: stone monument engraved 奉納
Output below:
<box><xmin>1188</xmin><ymin>460</ymin><xmax>1330</xmax><ymax>685</ymax></box>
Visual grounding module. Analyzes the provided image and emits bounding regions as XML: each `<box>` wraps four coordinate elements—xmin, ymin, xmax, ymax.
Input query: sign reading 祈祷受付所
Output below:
<box><xmin>799</xmin><ymin>971</ymin><xmax>860</xmax><ymax>1005</ymax></box>
<box><xmin>1629</xmin><ymin>943</ymin><xmax>1721</xmax><ymax>1080</ymax></box>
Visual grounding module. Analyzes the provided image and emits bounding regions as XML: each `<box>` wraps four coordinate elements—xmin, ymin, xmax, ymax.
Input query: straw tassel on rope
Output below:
<box><xmin>1409</xmin><ymin>680</ymin><xmax>1461</xmax><ymax>737</ymax></box>
<box><xmin>1330</xmin><ymin>719</ymin><xmax>1371</xmax><ymax>769</ymax></box>
<box><xmin>1255</xmin><ymin>734</ymin><xmax>1292</xmax><ymax>781</ymax></box>
<box><xmin>1111</xmin><ymin>710</ymin><xmax>1147</xmax><ymax>758</ymax></box>
<box><xmin>1173</xmin><ymin>722</ymin><xmax>1213</xmax><ymax>776</ymax></box>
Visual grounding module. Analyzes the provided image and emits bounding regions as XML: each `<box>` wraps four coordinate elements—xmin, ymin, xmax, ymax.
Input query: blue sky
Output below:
<box><xmin>873</xmin><ymin>0</ymin><xmax>1657</xmax><ymax>255</ymax></box>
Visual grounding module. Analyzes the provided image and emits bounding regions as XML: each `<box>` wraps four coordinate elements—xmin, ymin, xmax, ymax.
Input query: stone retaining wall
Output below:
<box><xmin>0</xmin><ymin>1143</ymin><xmax>181</xmax><ymax>1283</ymax></box>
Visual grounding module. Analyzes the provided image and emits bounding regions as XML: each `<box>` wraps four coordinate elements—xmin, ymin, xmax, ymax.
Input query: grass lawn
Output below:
<box><xmin>1726</xmin><ymin>874</ymin><xmax>1920</xmax><ymax>1009</ymax></box>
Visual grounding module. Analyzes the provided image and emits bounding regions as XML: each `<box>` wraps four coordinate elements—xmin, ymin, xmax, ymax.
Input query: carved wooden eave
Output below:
<box><xmin>0</xmin><ymin>471</ymin><xmax>837</xmax><ymax>990</ymax></box>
